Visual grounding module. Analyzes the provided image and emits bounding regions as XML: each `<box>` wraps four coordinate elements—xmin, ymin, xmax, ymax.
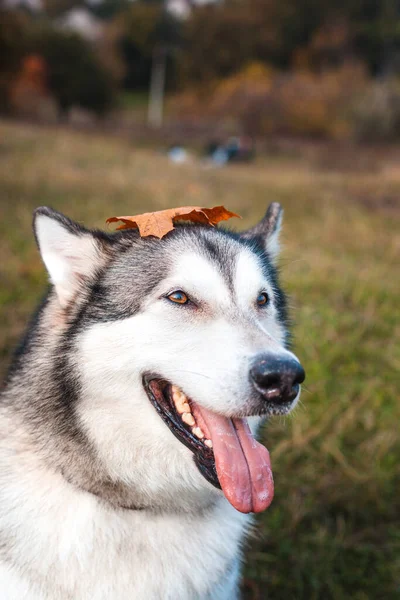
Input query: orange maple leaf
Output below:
<box><xmin>106</xmin><ymin>206</ymin><xmax>241</xmax><ymax>239</ymax></box>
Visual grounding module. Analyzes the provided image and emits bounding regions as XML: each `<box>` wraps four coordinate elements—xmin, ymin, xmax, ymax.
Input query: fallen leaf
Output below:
<box><xmin>106</xmin><ymin>206</ymin><xmax>241</xmax><ymax>239</ymax></box>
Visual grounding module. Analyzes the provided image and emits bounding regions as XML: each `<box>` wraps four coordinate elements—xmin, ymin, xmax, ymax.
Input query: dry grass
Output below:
<box><xmin>0</xmin><ymin>120</ymin><xmax>399</xmax><ymax>599</ymax></box>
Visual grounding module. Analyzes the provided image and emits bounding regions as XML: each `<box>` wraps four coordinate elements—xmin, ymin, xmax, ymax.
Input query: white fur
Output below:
<box><xmin>169</xmin><ymin>253</ymin><xmax>230</xmax><ymax>306</ymax></box>
<box><xmin>265</xmin><ymin>210</ymin><xmax>283</xmax><ymax>262</ymax></box>
<box><xmin>234</xmin><ymin>249</ymin><xmax>283</xmax><ymax>344</ymax></box>
<box><xmin>75</xmin><ymin>249</ymin><xmax>296</xmax><ymax>503</ymax></box>
<box><xmin>34</xmin><ymin>215</ymin><xmax>101</xmax><ymax>308</ymax></box>
<box><xmin>0</xmin><ymin>447</ymin><xmax>247</xmax><ymax>599</ymax></box>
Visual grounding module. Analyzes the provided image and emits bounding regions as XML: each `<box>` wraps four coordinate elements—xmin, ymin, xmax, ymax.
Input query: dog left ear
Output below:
<box><xmin>240</xmin><ymin>202</ymin><xmax>283</xmax><ymax>262</ymax></box>
<box><xmin>33</xmin><ymin>207</ymin><xmax>110</xmax><ymax>309</ymax></box>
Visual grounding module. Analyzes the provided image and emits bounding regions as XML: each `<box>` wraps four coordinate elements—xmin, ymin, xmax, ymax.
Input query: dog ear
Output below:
<box><xmin>240</xmin><ymin>202</ymin><xmax>283</xmax><ymax>262</ymax></box>
<box><xmin>33</xmin><ymin>207</ymin><xmax>109</xmax><ymax>308</ymax></box>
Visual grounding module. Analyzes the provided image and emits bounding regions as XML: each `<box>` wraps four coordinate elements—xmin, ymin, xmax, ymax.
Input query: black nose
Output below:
<box><xmin>250</xmin><ymin>353</ymin><xmax>305</xmax><ymax>404</ymax></box>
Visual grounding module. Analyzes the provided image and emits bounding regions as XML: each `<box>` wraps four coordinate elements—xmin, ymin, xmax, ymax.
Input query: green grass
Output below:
<box><xmin>0</xmin><ymin>120</ymin><xmax>399</xmax><ymax>599</ymax></box>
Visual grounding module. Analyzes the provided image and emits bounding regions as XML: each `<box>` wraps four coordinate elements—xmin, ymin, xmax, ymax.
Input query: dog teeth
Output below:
<box><xmin>172</xmin><ymin>386</ymin><xmax>210</xmax><ymax>446</ymax></box>
<box><xmin>171</xmin><ymin>385</ymin><xmax>183</xmax><ymax>398</ymax></box>
<box><xmin>179</xmin><ymin>402</ymin><xmax>191</xmax><ymax>414</ymax></box>
<box><xmin>192</xmin><ymin>426</ymin><xmax>205</xmax><ymax>439</ymax></box>
<box><xmin>172</xmin><ymin>386</ymin><xmax>190</xmax><ymax>414</ymax></box>
<box><xmin>181</xmin><ymin>412</ymin><xmax>195</xmax><ymax>427</ymax></box>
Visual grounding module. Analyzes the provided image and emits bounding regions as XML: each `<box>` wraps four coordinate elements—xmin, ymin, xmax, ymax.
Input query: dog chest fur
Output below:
<box><xmin>0</xmin><ymin>452</ymin><xmax>248</xmax><ymax>599</ymax></box>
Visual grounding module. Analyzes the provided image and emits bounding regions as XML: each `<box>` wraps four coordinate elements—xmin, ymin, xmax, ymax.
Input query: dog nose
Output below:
<box><xmin>250</xmin><ymin>353</ymin><xmax>305</xmax><ymax>404</ymax></box>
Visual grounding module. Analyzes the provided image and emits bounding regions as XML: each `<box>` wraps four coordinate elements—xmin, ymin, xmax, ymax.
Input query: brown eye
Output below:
<box><xmin>167</xmin><ymin>291</ymin><xmax>189</xmax><ymax>305</ymax></box>
<box><xmin>257</xmin><ymin>292</ymin><xmax>269</xmax><ymax>307</ymax></box>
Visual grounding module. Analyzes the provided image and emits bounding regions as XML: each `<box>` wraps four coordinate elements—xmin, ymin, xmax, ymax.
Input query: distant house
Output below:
<box><xmin>167</xmin><ymin>0</ymin><xmax>221</xmax><ymax>19</ymax></box>
<box><xmin>57</xmin><ymin>8</ymin><xmax>103</xmax><ymax>42</ymax></box>
<box><xmin>167</xmin><ymin>0</ymin><xmax>192</xmax><ymax>19</ymax></box>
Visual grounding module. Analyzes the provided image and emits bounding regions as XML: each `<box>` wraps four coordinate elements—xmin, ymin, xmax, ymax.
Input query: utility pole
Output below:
<box><xmin>148</xmin><ymin>0</ymin><xmax>168</xmax><ymax>128</ymax></box>
<box><xmin>148</xmin><ymin>45</ymin><xmax>167</xmax><ymax>128</ymax></box>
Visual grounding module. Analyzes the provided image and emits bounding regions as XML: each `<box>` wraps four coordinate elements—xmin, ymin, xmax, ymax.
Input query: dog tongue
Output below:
<box><xmin>196</xmin><ymin>407</ymin><xmax>274</xmax><ymax>513</ymax></box>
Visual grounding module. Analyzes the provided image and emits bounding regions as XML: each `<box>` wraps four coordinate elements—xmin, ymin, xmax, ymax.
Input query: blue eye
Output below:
<box><xmin>167</xmin><ymin>291</ymin><xmax>188</xmax><ymax>305</ymax></box>
<box><xmin>257</xmin><ymin>292</ymin><xmax>269</xmax><ymax>307</ymax></box>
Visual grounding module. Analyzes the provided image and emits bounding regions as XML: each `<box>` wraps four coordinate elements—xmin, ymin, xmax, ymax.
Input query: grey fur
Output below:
<box><xmin>240</xmin><ymin>202</ymin><xmax>283</xmax><ymax>243</ymax></box>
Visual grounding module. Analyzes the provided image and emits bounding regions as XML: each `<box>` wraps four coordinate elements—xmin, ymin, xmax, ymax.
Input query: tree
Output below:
<box><xmin>116</xmin><ymin>3</ymin><xmax>181</xmax><ymax>91</ymax></box>
<box><xmin>41</xmin><ymin>0</ymin><xmax>84</xmax><ymax>18</ymax></box>
<box><xmin>0</xmin><ymin>8</ymin><xmax>30</xmax><ymax>112</ymax></box>
<box><xmin>88</xmin><ymin>0</ymin><xmax>132</xmax><ymax>21</ymax></box>
<box><xmin>33</xmin><ymin>28</ymin><xmax>115</xmax><ymax>117</ymax></box>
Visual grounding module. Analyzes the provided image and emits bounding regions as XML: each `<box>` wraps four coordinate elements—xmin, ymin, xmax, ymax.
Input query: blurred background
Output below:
<box><xmin>0</xmin><ymin>0</ymin><xmax>399</xmax><ymax>598</ymax></box>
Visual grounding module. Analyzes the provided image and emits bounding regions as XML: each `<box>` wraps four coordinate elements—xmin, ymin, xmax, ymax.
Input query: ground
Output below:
<box><xmin>0</xmin><ymin>120</ymin><xmax>399</xmax><ymax>599</ymax></box>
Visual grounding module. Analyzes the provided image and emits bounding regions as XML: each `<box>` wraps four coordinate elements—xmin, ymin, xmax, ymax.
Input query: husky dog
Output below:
<box><xmin>0</xmin><ymin>203</ymin><xmax>304</xmax><ymax>600</ymax></box>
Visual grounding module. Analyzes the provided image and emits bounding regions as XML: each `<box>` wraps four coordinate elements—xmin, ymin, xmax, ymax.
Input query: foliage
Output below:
<box><xmin>32</xmin><ymin>28</ymin><xmax>115</xmax><ymax>117</ymax></box>
<box><xmin>178</xmin><ymin>0</ymin><xmax>400</xmax><ymax>87</ymax></box>
<box><xmin>41</xmin><ymin>0</ymin><xmax>84</xmax><ymax>19</ymax></box>
<box><xmin>3</xmin><ymin>0</ymin><xmax>400</xmax><ymax>127</ymax></box>
<box><xmin>174</xmin><ymin>62</ymin><xmax>369</xmax><ymax>139</ymax></box>
<box><xmin>9</xmin><ymin>54</ymin><xmax>58</xmax><ymax>122</ymax></box>
<box><xmin>0</xmin><ymin>9</ymin><xmax>116</xmax><ymax>118</ymax></box>
<box><xmin>95</xmin><ymin>19</ymin><xmax>127</xmax><ymax>89</ymax></box>
<box><xmin>0</xmin><ymin>9</ymin><xmax>30</xmax><ymax>112</ymax></box>
<box><xmin>108</xmin><ymin>0</ymin><xmax>400</xmax><ymax>98</ymax></box>
<box><xmin>178</xmin><ymin>4</ymin><xmax>256</xmax><ymax>85</ymax></box>
<box><xmin>0</xmin><ymin>121</ymin><xmax>399</xmax><ymax>599</ymax></box>
<box><xmin>352</xmin><ymin>79</ymin><xmax>400</xmax><ymax>141</ymax></box>
<box><xmin>177</xmin><ymin>0</ymin><xmax>306</xmax><ymax>86</ymax></box>
<box><xmin>116</xmin><ymin>3</ymin><xmax>181</xmax><ymax>91</ymax></box>
<box><xmin>89</xmin><ymin>0</ymin><xmax>132</xmax><ymax>21</ymax></box>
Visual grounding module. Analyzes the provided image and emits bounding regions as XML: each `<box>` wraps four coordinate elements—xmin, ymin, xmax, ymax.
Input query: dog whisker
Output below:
<box><xmin>172</xmin><ymin>369</ymin><xmax>216</xmax><ymax>381</ymax></box>
<box><xmin>299</xmin><ymin>385</ymin><xmax>311</xmax><ymax>394</ymax></box>
<box><xmin>278</xmin><ymin>258</ymin><xmax>307</xmax><ymax>271</ymax></box>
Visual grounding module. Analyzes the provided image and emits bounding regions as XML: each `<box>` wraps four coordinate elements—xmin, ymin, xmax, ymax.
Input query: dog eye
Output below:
<box><xmin>256</xmin><ymin>292</ymin><xmax>269</xmax><ymax>307</ymax></box>
<box><xmin>167</xmin><ymin>291</ymin><xmax>189</xmax><ymax>305</ymax></box>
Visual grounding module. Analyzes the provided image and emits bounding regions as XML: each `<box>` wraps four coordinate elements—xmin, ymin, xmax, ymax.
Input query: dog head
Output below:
<box><xmin>32</xmin><ymin>205</ymin><xmax>304</xmax><ymax>514</ymax></box>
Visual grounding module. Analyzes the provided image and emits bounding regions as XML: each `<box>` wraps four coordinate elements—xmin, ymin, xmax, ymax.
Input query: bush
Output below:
<box><xmin>9</xmin><ymin>54</ymin><xmax>58</xmax><ymax>122</ymax></box>
<box><xmin>351</xmin><ymin>79</ymin><xmax>400</xmax><ymax>141</ymax></box>
<box><xmin>173</xmin><ymin>62</ymin><xmax>368</xmax><ymax>139</ymax></box>
<box><xmin>1</xmin><ymin>11</ymin><xmax>116</xmax><ymax>119</ymax></box>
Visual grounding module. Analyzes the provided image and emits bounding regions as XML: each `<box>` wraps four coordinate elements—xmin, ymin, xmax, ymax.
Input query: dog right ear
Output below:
<box><xmin>240</xmin><ymin>202</ymin><xmax>283</xmax><ymax>263</ymax></box>
<box><xmin>33</xmin><ymin>207</ymin><xmax>110</xmax><ymax>309</ymax></box>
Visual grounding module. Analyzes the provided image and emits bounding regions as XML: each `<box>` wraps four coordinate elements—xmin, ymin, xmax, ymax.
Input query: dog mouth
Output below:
<box><xmin>143</xmin><ymin>376</ymin><xmax>274</xmax><ymax>514</ymax></box>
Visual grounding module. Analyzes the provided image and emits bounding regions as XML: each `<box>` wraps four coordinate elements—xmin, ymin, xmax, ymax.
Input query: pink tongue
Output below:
<box><xmin>195</xmin><ymin>407</ymin><xmax>274</xmax><ymax>514</ymax></box>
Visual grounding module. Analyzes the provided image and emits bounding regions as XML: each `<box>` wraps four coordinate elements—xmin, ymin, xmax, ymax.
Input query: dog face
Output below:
<box><xmin>33</xmin><ymin>205</ymin><xmax>304</xmax><ymax>514</ymax></box>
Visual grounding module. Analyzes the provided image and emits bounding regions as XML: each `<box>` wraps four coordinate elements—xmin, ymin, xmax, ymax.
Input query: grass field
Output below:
<box><xmin>0</xmin><ymin>120</ymin><xmax>399</xmax><ymax>599</ymax></box>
